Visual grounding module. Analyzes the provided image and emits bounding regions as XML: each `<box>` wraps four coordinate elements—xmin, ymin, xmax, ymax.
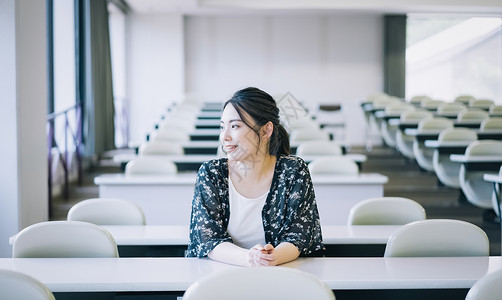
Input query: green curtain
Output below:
<box><xmin>384</xmin><ymin>15</ymin><xmax>407</xmax><ymax>98</ymax></box>
<box><xmin>83</xmin><ymin>0</ymin><xmax>115</xmax><ymax>158</ymax></box>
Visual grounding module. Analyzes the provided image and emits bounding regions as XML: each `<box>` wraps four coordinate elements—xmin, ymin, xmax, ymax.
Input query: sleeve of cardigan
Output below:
<box><xmin>186</xmin><ymin>161</ymin><xmax>232</xmax><ymax>257</ymax></box>
<box><xmin>278</xmin><ymin>158</ymin><xmax>324</xmax><ymax>255</ymax></box>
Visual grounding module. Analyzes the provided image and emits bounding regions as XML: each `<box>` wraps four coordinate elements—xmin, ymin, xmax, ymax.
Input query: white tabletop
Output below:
<box><xmin>94</xmin><ymin>172</ymin><xmax>386</xmax><ymax>186</ymax></box>
<box><xmin>113</xmin><ymin>153</ymin><xmax>367</xmax><ymax>164</ymax></box>
<box><xmin>450</xmin><ymin>155</ymin><xmax>502</xmax><ymax>163</ymax></box>
<box><xmin>0</xmin><ymin>256</ymin><xmax>500</xmax><ymax>292</ymax></box>
<box><xmin>424</xmin><ymin>140</ymin><xmax>472</xmax><ymax>148</ymax></box>
<box><xmin>484</xmin><ymin>174</ymin><xmax>502</xmax><ymax>184</ymax></box>
<box><xmin>9</xmin><ymin>225</ymin><xmax>397</xmax><ymax>246</ymax></box>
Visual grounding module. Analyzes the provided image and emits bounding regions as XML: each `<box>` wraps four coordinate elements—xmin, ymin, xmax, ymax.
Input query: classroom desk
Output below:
<box><xmin>93</xmin><ymin>173</ymin><xmax>387</xmax><ymax>226</ymax></box>
<box><xmin>483</xmin><ymin>173</ymin><xmax>502</xmax><ymax>250</ymax></box>
<box><xmin>450</xmin><ymin>155</ymin><xmax>502</xmax><ymax>172</ymax></box>
<box><xmin>406</xmin><ymin>129</ymin><xmax>502</xmax><ymax>142</ymax></box>
<box><xmin>113</xmin><ymin>153</ymin><xmax>366</xmax><ymax>172</ymax></box>
<box><xmin>0</xmin><ymin>256</ymin><xmax>499</xmax><ymax>299</ymax></box>
<box><xmin>8</xmin><ymin>225</ymin><xmax>400</xmax><ymax>257</ymax></box>
<box><xmin>424</xmin><ymin>140</ymin><xmax>470</xmax><ymax>155</ymax></box>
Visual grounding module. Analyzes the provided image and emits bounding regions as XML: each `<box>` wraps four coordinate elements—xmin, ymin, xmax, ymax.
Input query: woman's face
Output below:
<box><xmin>220</xmin><ymin>104</ymin><xmax>262</xmax><ymax>161</ymax></box>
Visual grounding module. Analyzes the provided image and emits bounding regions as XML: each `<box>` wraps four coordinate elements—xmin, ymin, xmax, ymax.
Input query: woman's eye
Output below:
<box><xmin>231</xmin><ymin>125</ymin><xmax>239</xmax><ymax>129</ymax></box>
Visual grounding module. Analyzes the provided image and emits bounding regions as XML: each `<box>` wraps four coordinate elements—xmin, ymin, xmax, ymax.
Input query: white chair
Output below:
<box><xmin>138</xmin><ymin>141</ymin><xmax>184</xmax><ymax>156</ymax></box>
<box><xmin>409</xmin><ymin>95</ymin><xmax>431</xmax><ymax>107</ymax></box>
<box><xmin>384</xmin><ymin>219</ymin><xmax>489</xmax><ymax>257</ymax></box>
<box><xmin>0</xmin><ymin>269</ymin><xmax>55</xmax><ymax>300</ymax></box>
<box><xmin>290</xmin><ymin>128</ymin><xmax>330</xmax><ymax>144</ymax></box>
<box><xmin>67</xmin><ymin>198</ymin><xmax>146</xmax><ymax>225</ymax></box>
<box><xmin>480</xmin><ymin>117</ymin><xmax>502</xmax><ymax>131</ymax></box>
<box><xmin>489</xmin><ymin>105</ymin><xmax>502</xmax><ymax>117</ymax></box>
<box><xmin>413</xmin><ymin>117</ymin><xmax>454</xmax><ymax>172</ymax></box>
<box><xmin>454</xmin><ymin>95</ymin><xmax>476</xmax><ymax>106</ymax></box>
<box><xmin>380</xmin><ymin>103</ymin><xmax>415</xmax><ymax>147</ymax></box>
<box><xmin>432</xmin><ymin>128</ymin><xmax>478</xmax><ymax>188</ymax></box>
<box><xmin>395</xmin><ymin>110</ymin><xmax>433</xmax><ymax>159</ymax></box>
<box><xmin>288</xmin><ymin>118</ymin><xmax>320</xmax><ymax>131</ymax></box>
<box><xmin>149</xmin><ymin>129</ymin><xmax>190</xmax><ymax>143</ymax></box>
<box><xmin>465</xmin><ymin>269</ymin><xmax>502</xmax><ymax>300</ymax></box>
<box><xmin>470</xmin><ymin>99</ymin><xmax>495</xmax><ymax>111</ymax></box>
<box><xmin>125</xmin><ymin>156</ymin><xmax>177</xmax><ymax>175</ymax></box>
<box><xmin>12</xmin><ymin>221</ymin><xmax>119</xmax><ymax>258</ymax></box>
<box><xmin>347</xmin><ymin>197</ymin><xmax>426</xmax><ymax>225</ymax></box>
<box><xmin>436</xmin><ymin>102</ymin><xmax>467</xmax><ymax>118</ymax></box>
<box><xmin>182</xmin><ymin>267</ymin><xmax>335</xmax><ymax>300</ymax></box>
<box><xmin>296</xmin><ymin>140</ymin><xmax>343</xmax><ymax>156</ymax></box>
<box><xmin>459</xmin><ymin>140</ymin><xmax>502</xmax><ymax>210</ymax></box>
<box><xmin>159</xmin><ymin>118</ymin><xmax>195</xmax><ymax>133</ymax></box>
<box><xmin>420</xmin><ymin>99</ymin><xmax>444</xmax><ymax>111</ymax></box>
<box><xmin>308</xmin><ymin>157</ymin><xmax>358</xmax><ymax>175</ymax></box>
<box><xmin>456</xmin><ymin>110</ymin><xmax>490</xmax><ymax>126</ymax></box>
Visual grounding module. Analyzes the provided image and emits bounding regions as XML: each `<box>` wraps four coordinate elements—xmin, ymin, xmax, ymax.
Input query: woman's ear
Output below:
<box><xmin>262</xmin><ymin>121</ymin><xmax>274</xmax><ymax>140</ymax></box>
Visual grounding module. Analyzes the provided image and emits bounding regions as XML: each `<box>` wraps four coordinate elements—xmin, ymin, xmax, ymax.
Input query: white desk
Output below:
<box><xmin>113</xmin><ymin>153</ymin><xmax>366</xmax><ymax>172</ymax></box>
<box><xmin>9</xmin><ymin>225</ymin><xmax>400</xmax><ymax>257</ymax></box>
<box><xmin>0</xmin><ymin>256</ymin><xmax>499</xmax><ymax>298</ymax></box>
<box><xmin>94</xmin><ymin>173</ymin><xmax>387</xmax><ymax>225</ymax></box>
<box><xmin>483</xmin><ymin>173</ymin><xmax>502</xmax><ymax>251</ymax></box>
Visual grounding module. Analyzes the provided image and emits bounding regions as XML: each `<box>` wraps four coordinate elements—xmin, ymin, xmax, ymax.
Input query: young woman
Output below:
<box><xmin>186</xmin><ymin>87</ymin><xmax>323</xmax><ymax>267</ymax></box>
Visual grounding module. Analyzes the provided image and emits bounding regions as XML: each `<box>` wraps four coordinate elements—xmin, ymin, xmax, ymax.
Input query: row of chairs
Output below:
<box><xmin>9</xmin><ymin>196</ymin><xmax>486</xmax><ymax>258</ymax></box>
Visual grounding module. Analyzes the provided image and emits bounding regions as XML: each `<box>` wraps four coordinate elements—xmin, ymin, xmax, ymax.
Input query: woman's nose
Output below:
<box><xmin>220</xmin><ymin>127</ymin><xmax>231</xmax><ymax>141</ymax></box>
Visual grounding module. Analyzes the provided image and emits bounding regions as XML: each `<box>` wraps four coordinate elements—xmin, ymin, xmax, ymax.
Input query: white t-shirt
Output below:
<box><xmin>226</xmin><ymin>177</ymin><xmax>268</xmax><ymax>249</ymax></box>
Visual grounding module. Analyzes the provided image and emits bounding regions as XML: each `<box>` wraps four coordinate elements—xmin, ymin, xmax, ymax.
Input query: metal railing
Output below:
<box><xmin>47</xmin><ymin>103</ymin><xmax>82</xmax><ymax>218</ymax></box>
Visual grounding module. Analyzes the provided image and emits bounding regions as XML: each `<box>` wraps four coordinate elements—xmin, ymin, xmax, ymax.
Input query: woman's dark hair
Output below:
<box><xmin>223</xmin><ymin>87</ymin><xmax>290</xmax><ymax>156</ymax></box>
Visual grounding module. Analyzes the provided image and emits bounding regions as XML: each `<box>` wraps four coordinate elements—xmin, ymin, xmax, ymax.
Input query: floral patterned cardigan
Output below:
<box><xmin>186</xmin><ymin>155</ymin><xmax>324</xmax><ymax>257</ymax></box>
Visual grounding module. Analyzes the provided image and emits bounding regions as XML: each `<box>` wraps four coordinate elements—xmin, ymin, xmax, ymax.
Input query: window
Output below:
<box><xmin>406</xmin><ymin>15</ymin><xmax>502</xmax><ymax>103</ymax></box>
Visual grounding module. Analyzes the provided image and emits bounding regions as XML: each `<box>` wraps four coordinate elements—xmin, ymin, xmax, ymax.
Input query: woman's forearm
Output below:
<box><xmin>272</xmin><ymin>242</ymin><xmax>300</xmax><ymax>265</ymax></box>
<box><xmin>207</xmin><ymin>242</ymin><xmax>249</xmax><ymax>267</ymax></box>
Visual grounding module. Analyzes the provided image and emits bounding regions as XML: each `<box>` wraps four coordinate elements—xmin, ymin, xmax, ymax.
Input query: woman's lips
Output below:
<box><xmin>225</xmin><ymin>145</ymin><xmax>238</xmax><ymax>153</ymax></box>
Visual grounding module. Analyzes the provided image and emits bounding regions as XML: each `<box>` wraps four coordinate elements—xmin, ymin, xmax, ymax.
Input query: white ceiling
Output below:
<box><xmin>125</xmin><ymin>0</ymin><xmax>502</xmax><ymax>15</ymax></box>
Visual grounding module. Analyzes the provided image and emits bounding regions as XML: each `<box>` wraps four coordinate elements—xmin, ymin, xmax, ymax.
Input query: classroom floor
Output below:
<box><xmin>51</xmin><ymin>145</ymin><xmax>502</xmax><ymax>256</ymax></box>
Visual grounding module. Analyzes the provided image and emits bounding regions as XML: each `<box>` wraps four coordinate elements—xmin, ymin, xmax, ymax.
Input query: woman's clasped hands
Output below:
<box><xmin>248</xmin><ymin>244</ymin><xmax>278</xmax><ymax>267</ymax></box>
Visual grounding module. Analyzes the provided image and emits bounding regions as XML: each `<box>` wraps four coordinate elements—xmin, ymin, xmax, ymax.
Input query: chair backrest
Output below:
<box><xmin>454</xmin><ymin>95</ymin><xmax>475</xmax><ymax>106</ymax></box>
<box><xmin>457</xmin><ymin>110</ymin><xmax>490</xmax><ymax>122</ymax></box>
<box><xmin>399</xmin><ymin>110</ymin><xmax>433</xmax><ymax>122</ymax></box>
<box><xmin>296</xmin><ymin>140</ymin><xmax>343</xmax><ymax>156</ymax></box>
<box><xmin>417</xmin><ymin>117</ymin><xmax>453</xmax><ymax>131</ymax></box>
<box><xmin>288</xmin><ymin>118</ymin><xmax>320</xmax><ymax>131</ymax></box>
<box><xmin>384</xmin><ymin>103</ymin><xmax>414</xmax><ymax>116</ymax></box>
<box><xmin>437</xmin><ymin>127</ymin><xmax>477</xmax><ymax>142</ymax></box>
<box><xmin>436</xmin><ymin>102</ymin><xmax>466</xmax><ymax>117</ymax></box>
<box><xmin>489</xmin><ymin>105</ymin><xmax>502</xmax><ymax>116</ymax></box>
<box><xmin>465</xmin><ymin>140</ymin><xmax>502</xmax><ymax>157</ymax></box>
<box><xmin>149</xmin><ymin>129</ymin><xmax>190</xmax><ymax>143</ymax></box>
<box><xmin>347</xmin><ymin>197</ymin><xmax>426</xmax><ymax>225</ymax></box>
<box><xmin>470</xmin><ymin>99</ymin><xmax>494</xmax><ymax>110</ymax></box>
<box><xmin>0</xmin><ymin>269</ymin><xmax>55</xmax><ymax>300</ymax></box>
<box><xmin>159</xmin><ymin>118</ymin><xmax>195</xmax><ymax>132</ymax></box>
<box><xmin>384</xmin><ymin>219</ymin><xmax>489</xmax><ymax>257</ymax></box>
<box><xmin>67</xmin><ymin>198</ymin><xmax>146</xmax><ymax>225</ymax></box>
<box><xmin>182</xmin><ymin>267</ymin><xmax>335</xmax><ymax>300</ymax></box>
<box><xmin>125</xmin><ymin>156</ymin><xmax>178</xmax><ymax>175</ymax></box>
<box><xmin>308</xmin><ymin>157</ymin><xmax>359</xmax><ymax>175</ymax></box>
<box><xmin>138</xmin><ymin>141</ymin><xmax>184</xmax><ymax>155</ymax></box>
<box><xmin>290</xmin><ymin>129</ymin><xmax>330</xmax><ymax>143</ymax></box>
<box><xmin>12</xmin><ymin>221</ymin><xmax>119</xmax><ymax>258</ymax></box>
<box><xmin>409</xmin><ymin>95</ymin><xmax>431</xmax><ymax>106</ymax></box>
<box><xmin>465</xmin><ymin>269</ymin><xmax>502</xmax><ymax>300</ymax></box>
<box><xmin>480</xmin><ymin>117</ymin><xmax>502</xmax><ymax>130</ymax></box>
<box><xmin>420</xmin><ymin>99</ymin><xmax>444</xmax><ymax>110</ymax></box>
